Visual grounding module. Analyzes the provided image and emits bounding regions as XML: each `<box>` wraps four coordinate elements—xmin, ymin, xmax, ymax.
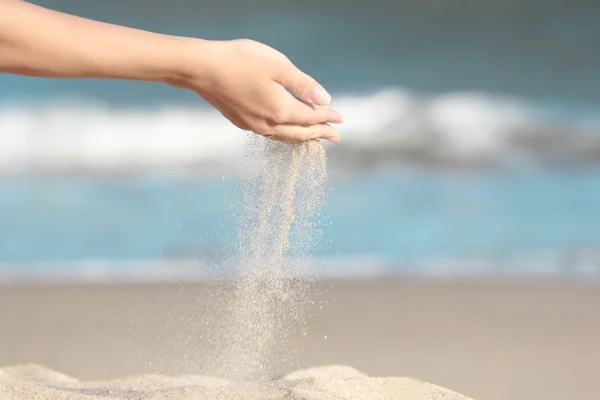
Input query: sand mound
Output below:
<box><xmin>0</xmin><ymin>364</ymin><xmax>473</xmax><ymax>400</ymax></box>
<box><xmin>282</xmin><ymin>365</ymin><xmax>369</xmax><ymax>380</ymax></box>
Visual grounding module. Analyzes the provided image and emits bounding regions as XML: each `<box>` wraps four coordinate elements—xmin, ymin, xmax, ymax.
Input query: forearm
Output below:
<box><xmin>0</xmin><ymin>0</ymin><xmax>202</xmax><ymax>83</ymax></box>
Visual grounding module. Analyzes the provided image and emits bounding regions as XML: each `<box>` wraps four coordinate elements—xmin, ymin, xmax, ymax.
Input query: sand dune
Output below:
<box><xmin>0</xmin><ymin>364</ymin><xmax>472</xmax><ymax>400</ymax></box>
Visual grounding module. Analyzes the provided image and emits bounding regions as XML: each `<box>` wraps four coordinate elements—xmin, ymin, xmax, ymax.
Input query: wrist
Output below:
<box><xmin>162</xmin><ymin>38</ymin><xmax>222</xmax><ymax>90</ymax></box>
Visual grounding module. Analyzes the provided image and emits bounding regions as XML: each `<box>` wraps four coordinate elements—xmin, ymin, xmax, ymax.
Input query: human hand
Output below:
<box><xmin>172</xmin><ymin>39</ymin><xmax>343</xmax><ymax>144</ymax></box>
<box><xmin>0</xmin><ymin>4</ymin><xmax>341</xmax><ymax>143</ymax></box>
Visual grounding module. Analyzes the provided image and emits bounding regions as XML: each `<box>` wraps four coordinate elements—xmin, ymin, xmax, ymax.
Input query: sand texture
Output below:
<box><xmin>0</xmin><ymin>364</ymin><xmax>472</xmax><ymax>400</ymax></box>
<box><xmin>2</xmin><ymin>281</ymin><xmax>599</xmax><ymax>400</ymax></box>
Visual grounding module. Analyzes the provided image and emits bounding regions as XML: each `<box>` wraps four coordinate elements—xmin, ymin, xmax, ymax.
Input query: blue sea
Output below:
<box><xmin>1</xmin><ymin>0</ymin><xmax>600</xmax><ymax>282</ymax></box>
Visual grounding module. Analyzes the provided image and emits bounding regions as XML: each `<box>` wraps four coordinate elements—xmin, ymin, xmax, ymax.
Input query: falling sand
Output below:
<box><xmin>208</xmin><ymin>139</ymin><xmax>329</xmax><ymax>380</ymax></box>
<box><xmin>0</xmin><ymin>139</ymin><xmax>475</xmax><ymax>399</ymax></box>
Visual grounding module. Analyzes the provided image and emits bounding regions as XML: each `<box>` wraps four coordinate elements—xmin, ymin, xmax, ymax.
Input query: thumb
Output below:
<box><xmin>277</xmin><ymin>64</ymin><xmax>332</xmax><ymax>106</ymax></box>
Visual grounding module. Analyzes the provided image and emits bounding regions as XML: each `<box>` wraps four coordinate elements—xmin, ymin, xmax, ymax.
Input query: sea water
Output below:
<box><xmin>2</xmin><ymin>0</ymin><xmax>600</xmax><ymax>281</ymax></box>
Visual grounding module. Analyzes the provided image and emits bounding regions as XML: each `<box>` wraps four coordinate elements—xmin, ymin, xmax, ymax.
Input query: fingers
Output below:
<box><xmin>275</xmin><ymin>62</ymin><xmax>332</xmax><ymax>106</ymax></box>
<box><xmin>264</xmin><ymin>123</ymin><xmax>340</xmax><ymax>144</ymax></box>
<box><xmin>283</xmin><ymin>96</ymin><xmax>343</xmax><ymax>126</ymax></box>
<box><xmin>197</xmin><ymin>88</ymin><xmax>342</xmax><ymax>144</ymax></box>
<box><xmin>264</xmin><ymin>85</ymin><xmax>342</xmax><ymax>126</ymax></box>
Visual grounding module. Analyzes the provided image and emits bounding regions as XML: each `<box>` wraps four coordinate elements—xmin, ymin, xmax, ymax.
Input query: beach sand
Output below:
<box><xmin>1</xmin><ymin>279</ymin><xmax>599</xmax><ymax>399</ymax></box>
<box><xmin>0</xmin><ymin>363</ymin><xmax>471</xmax><ymax>400</ymax></box>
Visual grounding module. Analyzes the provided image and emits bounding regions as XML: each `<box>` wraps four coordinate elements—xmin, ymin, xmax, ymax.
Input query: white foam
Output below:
<box><xmin>0</xmin><ymin>89</ymin><xmax>597</xmax><ymax>172</ymax></box>
<box><xmin>0</xmin><ymin>101</ymin><xmax>245</xmax><ymax>172</ymax></box>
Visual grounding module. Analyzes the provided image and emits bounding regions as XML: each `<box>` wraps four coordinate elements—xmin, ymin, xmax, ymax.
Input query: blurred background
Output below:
<box><xmin>2</xmin><ymin>0</ymin><xmax>600</xmax><ymax>283</ymax></box>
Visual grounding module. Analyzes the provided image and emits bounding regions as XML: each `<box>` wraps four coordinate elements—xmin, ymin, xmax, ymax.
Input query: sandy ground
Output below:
<box><xmin>0</xmin><ymin>279</ymin><xmax>599</xmax><ymax>399</ymax></box>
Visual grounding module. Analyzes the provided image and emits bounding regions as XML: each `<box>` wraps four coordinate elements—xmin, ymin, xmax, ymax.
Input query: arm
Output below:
<box><xmin>0</xmin><ymin>0</ymin><xmax>195</xmax><ymax>82</ymax></box>
<box><xmin>0</xmin><ymin>1</ymin><xmax>342</xmax><ymax>143</ymax></box>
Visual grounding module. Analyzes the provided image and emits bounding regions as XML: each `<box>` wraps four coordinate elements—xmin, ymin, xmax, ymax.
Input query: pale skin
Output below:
<box><xmin>0</xmin><ymin>0</ymin><xmax>343</xmax><ymax>144</ymax></box>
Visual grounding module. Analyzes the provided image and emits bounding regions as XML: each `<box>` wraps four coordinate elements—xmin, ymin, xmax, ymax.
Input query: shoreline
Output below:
<box><xmin>2</xmin><ymin>272</ymin><xmax>600</xmax><ymax>287</ymax></box>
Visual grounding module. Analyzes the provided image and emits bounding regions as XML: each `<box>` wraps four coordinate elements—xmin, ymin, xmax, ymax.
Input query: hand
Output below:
<box><xmin>173</xmin><ymin>39</ymin><xmax>343</xmax><ymax>144</ymax></box>
<box><xmin>0</xmin><ymin>3</ymin><xmax>341</xmax><ymax>143</ymax></box>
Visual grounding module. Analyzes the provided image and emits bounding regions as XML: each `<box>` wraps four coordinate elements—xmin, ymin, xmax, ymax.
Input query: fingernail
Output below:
<box><xmin>333</xmin><ymin>110</ymin><xmax>344</xmax><ymax>123</ymax></box>
<box><xmin>311</xmin><ymin>85</ymin><xmax>331</xmax><ymax>106</ymax></box>
<box><xmin>329</xmin><ymin>136</ymin><xmax>340</xmax><ymax>143</ymax></box>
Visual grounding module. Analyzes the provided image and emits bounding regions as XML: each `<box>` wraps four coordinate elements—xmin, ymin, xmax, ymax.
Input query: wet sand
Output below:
<box><xmin>1</xmin><ymin>279</ymin><xmax>599</xmax><ymax>399</ymax></box>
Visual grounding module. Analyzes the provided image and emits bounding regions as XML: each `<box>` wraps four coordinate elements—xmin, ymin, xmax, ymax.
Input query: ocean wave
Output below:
<box><xmin>1</xmin><ymin>89</ymin><xmax>599</xmax><ymax>173</ymax></box>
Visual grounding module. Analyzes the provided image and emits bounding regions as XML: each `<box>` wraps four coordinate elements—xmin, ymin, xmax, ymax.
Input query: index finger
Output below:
<box><xmin>281</xmin><ymin>87</ymin><xmax>344</xmax><ymax>126</ymax></box>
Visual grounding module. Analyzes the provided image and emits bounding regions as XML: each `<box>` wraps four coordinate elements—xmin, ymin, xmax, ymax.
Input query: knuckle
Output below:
<box><xmin>275</xmin><ymin>55</ymin><xmax>292</xmax><ymax>70</ymax></box>
<box><xmin>231</xmin><ymin>38</ymin><xmax>260</xmax><ymax>58</ymax></box>
<box><xmin>270</xmin><ymin>107</ymin><xmax>290</xmax><ymax>124</ymax></box>
<box><xmin>294</xmin><ymin>76</ymin><xmax>314</xmax><ymax>97</ymax></box>
<box><xmin>235</xmin><ymin>38</ymin><xmax>256</xmax><ymax>46</ymax></box>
